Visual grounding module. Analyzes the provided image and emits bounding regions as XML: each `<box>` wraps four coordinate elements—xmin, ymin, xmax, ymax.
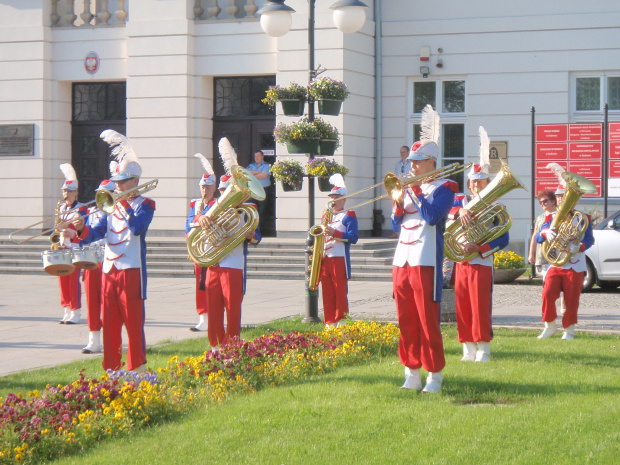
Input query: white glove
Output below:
<box><xmin>569</xmin><ymin>242</ymin><xmax>581</xmax><ymax>254</ymax></box>
<box><xmin>544</xmin><ymin>228</ymin><xmax>557</xmax><ymax>241</ymax></box>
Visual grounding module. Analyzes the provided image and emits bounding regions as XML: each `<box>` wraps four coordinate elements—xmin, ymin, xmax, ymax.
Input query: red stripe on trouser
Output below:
<box><xmin>101</xmin><ymin>267</ymin><xmax>146</xmax><ymax>372</ymax></box>
<box><xmin>58</xmin><ymin>268</ymin><xmax>81</xmax><ymax>310</ymax></box>
<box><xmin>454</xmin><ymin>262</ymin><xmax>493</xmax><ymax>343</ymax></box>
<box><xmin>320</xmin><ymin>256</ymin><xmax>349</xmax><ymax>324</ymax></box>
<box><xmin>206</xmin><ymin>266</ymin><xmax>243</xmax><ymax>348</ymax></box>
<box><xmin>393</xmin><ymin>264</ymin><xmax>446</xmax><ymax>373</ymax></box>
<box><xmin>83</xmin><ymin>263</ymin><xmax>103</xmax><ymax>331</ymax></box>
<box><xmin>542</xmin><ymin>267</ymin><xmax>583</xmax><ymax>328</ymax></box>
<box><xmin>194</xmin><ymin>264</ymin><xmax>208</xmax><ymax>316</ymax></box>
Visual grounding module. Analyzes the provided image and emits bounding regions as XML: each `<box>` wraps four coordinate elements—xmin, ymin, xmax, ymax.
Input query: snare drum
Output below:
<box><xmin>42</xmin><ymin>249</ymin><xmax>75</xmax><ymax>276</ymax></box>
<box><xmin>72</xmin><ymin>246</ymin><xmax>99</xmax><ymax>270</ymax></box>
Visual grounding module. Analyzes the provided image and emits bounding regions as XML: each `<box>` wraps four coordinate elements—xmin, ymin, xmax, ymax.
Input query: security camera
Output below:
<box><xmin>420</xmin><ymin>66</ymin><xmax>430</xmax><ymax>78</ymax></box>
<box><xmin>436</xmin><ymin>59</ymin><xmax>443</xmax><ymax>69</ymax></box>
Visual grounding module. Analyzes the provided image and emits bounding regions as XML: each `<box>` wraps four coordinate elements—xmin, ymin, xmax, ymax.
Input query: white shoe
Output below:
<box><xmin>561</xmin><ymin>325</ymin><xmax>575</xmax><ymax>340</ymax></box>
<box><xmin>401</xmin><ymin>367</ymin><xmax>422</xmax><ymax>391</ymax></box>
<box><xmin>132</xmin><ymin>364</ymin><xmax>147</xmax><ymax>374</ymax></box>
<box><xmin>190</xmin><ymin>314</ymin><xmax>207</xmax><ymax>332</ymax></box>
<box><xmin>59</xmin><ymin>307</ymin><xmax>71</xmax><ymax>324</ymax></box>
<box><xmin>537</xmin><ymin>320</ymin><xmax>559</xmax><ymax>339</ymax></box>
<box><xmin>336</xmin><ymin>320</ymin><xmax>348</xmax><ymax>327</ymax></box>
<box><xmin>475</xmin><ymin>342</ymin><xmax>491</xmax><ymax>362</ymax></box>
<box><xmin>461</xmin><ymin>342</ymin><xmax>477</xmax><ymax>362</ymax></box>
<box><xmin>82</xmin><ymin>331</ymin><xmax>102</xmax><ymax>354</ymax></box>
<box><xmin>325</xmin><ymin>323</ymin><xmax>337</xmax><ymax>329</ymax></box>
<box><xmin>65</xmin><ymin>310</ymin><xmax>81</xmax><ymax>325</ymax></box>
<box><xmin>422</xmin><ymin>372</ymin><xmax>443</xmax><ymax>394</ymax></box>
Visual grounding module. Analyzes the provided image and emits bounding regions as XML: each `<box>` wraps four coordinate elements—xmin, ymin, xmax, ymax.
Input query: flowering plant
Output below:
<box><xmin>308</xmin><ymin>77</ymin><xmax>349</xmax><ymax>101</ymax></box>
<box><xmin>273</xmin><ymin>120</ymin><xmax>319</xmax><ymax>143</ymax></box>
<box><xmin>312</xmin><ymin>117</ymin><xmax>340</xmax><ymax>141</ymax></box>
<box><xmin>261</xmin><ymin>83</ymin><xmax>308</xmax><ymax>108</ymax></box>
<box><xmin>271</xmin><ymin>158</ymin><xmax>305</xmax><ymax>189</ymax></box>
<box><xmin>494</xmin><ymin>251</ymin><xmax>525</xmax><ymax>269</ymax></box>
<box><xmin>305</xmin><ymin>158</ymin><xmax>349</xmax><ymax>178</ymax></box>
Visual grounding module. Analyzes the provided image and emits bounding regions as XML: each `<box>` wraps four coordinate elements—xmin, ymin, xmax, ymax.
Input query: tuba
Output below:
<box><xmin>307</xmin><ymin>208</ymin><xmax>334</xmax><ymax>292</ymax></box>
<box><xmin>444</xmin><ymin>161</ymin><xmax>526</xmax><ymax>262</ymax></box>
<box><xmin>542</xmin><ymin>172</ymin><xmax>596</xmax><ymax>266</ymax></box>
<box><xmin>187</xmin><ymin>165</ymin><xmax>265</xmax><ymax>267</ymax></box>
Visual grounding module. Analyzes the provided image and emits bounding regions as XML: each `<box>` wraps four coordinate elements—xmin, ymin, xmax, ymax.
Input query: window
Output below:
<box><xmin>573</xmin><ymin>74</ymin><xmax>620</xmax><ymax>113</ymax></box>
<box><xmin>214</xmin><ymin>76</ymin><xmax>275</xmax><ymax>117</ymax></box>
<box><xmin>73</xmin><ymin>83</ymin><xmax>126</xmax><ymax>121</ymax></box>
<box><xmin>410</xmin><ymin>79</ymin><xmax>466</xmax><ymax>192</ymax></box>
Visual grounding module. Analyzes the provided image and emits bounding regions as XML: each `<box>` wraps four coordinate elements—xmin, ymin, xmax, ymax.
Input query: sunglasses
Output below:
<box><xmin>539</xmin><ymin>198</ymin><xmax>554</xmax><ymax>204</ymax></box>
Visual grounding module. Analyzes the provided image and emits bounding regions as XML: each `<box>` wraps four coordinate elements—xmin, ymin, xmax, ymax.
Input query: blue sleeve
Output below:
<box><xmin>488</xmin><ymin>229</ymin><xmax>509</xmax><ymax>251</ymax></box>
<box><xmin>417</xmin><ymin>184</ymin><xmax>455</xmax><ymax>226</ymax></box>
<box><xmin>185</xmin><ymin>205</ymin><xmax>196</xmax><ymax>236</ymax></box>
<box><xmin>126</xmin><ymin>200</ymin><xmax>155</xmax><ymax>236</ymax></box>
<box><xmin>582</xmin><ymin>220</ymin><xmax>594</xmax><ymax>250</ymax></box>
<box><xmin>79</xmin><ymin>215</ymin><xmax>108</xmax><ymax>245</ymax></box>
<box><xmin>536</xmin><ymin>219</ymin><xmax>553</xmax><ymax>243</ymax></box>
<box><xmin>340</xmin><ymin>214</ymin><xmax>359</xmax><ymax>244</ymax></box>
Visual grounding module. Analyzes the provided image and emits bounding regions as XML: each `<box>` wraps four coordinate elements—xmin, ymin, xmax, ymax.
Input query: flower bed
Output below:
<box><xmin>0</xmin><ymin>322</ymin><xmax>399</xmax><ymax>464</ymax></box>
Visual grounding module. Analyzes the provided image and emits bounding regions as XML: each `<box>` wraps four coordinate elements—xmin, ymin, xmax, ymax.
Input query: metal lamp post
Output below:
<box><xmin>258</xmin><ymin>0</ymin><xmax>368</xmax><ymax>323</ymax></box>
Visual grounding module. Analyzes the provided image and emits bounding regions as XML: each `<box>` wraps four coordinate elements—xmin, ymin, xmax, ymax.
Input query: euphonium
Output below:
<box><xmin>444</xmin><ymin>161</ymin><xmax>526</xmax><ymax>263</ymax></box>
<box><xmin>542</xmin><ymin>172</ymin><xmax>596</xmax><ymax>267</ymax></box>
<box><xmin>307</xmin><ymin>208</ymin><xmax>334</xmax><ymax>292</ymax></box>
<box><xmin>187</xmin><ymin>165</ymin><xmax>266</xmax><ymax>267</ymax></box>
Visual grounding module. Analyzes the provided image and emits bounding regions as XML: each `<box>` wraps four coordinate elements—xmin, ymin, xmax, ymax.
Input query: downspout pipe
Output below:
<box><xmin>372</xmin><ymin>0</ymin><xmax>384</xmax><ymax>236</ymax></box>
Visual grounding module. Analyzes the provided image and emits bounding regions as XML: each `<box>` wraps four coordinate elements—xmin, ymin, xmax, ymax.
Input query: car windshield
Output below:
<box><xmin>593</xmin><ymin>210</ymin><xmax>620</xmax><ymax>230</ymax></box>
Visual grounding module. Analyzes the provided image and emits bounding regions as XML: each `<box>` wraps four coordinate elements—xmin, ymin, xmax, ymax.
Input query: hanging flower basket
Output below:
<box><xmin>319</xmin><ymin>139</ymin><xmax>338</xmax><ymax>156</ymax></box>
<box><xmin>317</xmin><ymin>99</ymin><xmax>343</xmax><ymax>116</ymax></box>
<box><xmin>262</xmin><ymin>83</ymin><xmax>308</xmax><ymax>110</ymax></box>
<box><xmin>317</xmin><ymin>177</ymin><xmax>333</xmax><ymax>192</ymax></box>
<box><xmin>286</xmin><ymin>138</ymin><xmax>319</xmax><ymax>154</ymax></box>
<box><xmin>281</xmin><ymin>180</ymin><xmax>303</xmax><ymax>192</ymax></box>
<box><xmin>280</xmin><ymin>99</ymin><xmax>305</xmax><ymax>117</ymax></box>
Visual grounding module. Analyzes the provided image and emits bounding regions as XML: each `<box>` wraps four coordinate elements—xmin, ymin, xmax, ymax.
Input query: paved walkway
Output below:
<box><xmin>1</xmin><ymin>274</ymin><xmax>618</xmax><ymax>376</ymax></box>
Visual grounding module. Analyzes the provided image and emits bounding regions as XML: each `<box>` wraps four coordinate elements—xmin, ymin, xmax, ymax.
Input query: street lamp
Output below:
<box><xmin>257</xmin><ymin>0</ymin><xmax>368</xmax><ymax>323</ymax></box>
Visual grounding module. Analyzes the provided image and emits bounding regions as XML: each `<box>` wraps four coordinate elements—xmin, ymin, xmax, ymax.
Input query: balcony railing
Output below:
<box><xmin>50</xmin><ymin>1</ymin><xmax>264</xmax><ymax>27</ymax></box>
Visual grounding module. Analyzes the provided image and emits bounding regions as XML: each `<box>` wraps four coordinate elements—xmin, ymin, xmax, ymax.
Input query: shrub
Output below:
<box><xmin>308</xmin><ymin>76</ymin><xmax>349</xmax><ymax>101</ymax></box>
<box><xmin>494</xmin><ymin>251</ymin><xmax>525</xmax><ymax>269</ymax></box>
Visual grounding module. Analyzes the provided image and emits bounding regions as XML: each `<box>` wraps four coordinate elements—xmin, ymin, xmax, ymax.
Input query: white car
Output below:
<box><xmin>583</xmin><ymin>209</ymin><xmax>620</xmax><ymax>291</ymax></box>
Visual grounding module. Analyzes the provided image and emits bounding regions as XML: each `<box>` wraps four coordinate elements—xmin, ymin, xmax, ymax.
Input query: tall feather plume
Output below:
<box><xmin>218</xmin><ymin>137</ymin><xmax>238</xmax><ymax>175</ymax></box>
<box><xmin>194</xmin><ymin>153</ymin><xmax>214</xmax><ymax>176</ymax></box>
<box><xmin>419</xmin><ymin>104</ymin><xmax>440</xmax><ymax>144</ymax></box>
<box><xmin>546</xmin><ymin>162</ymin><xmax>567</xmax><ymax>186</ymax></box>
<box><xmin>59</xmin><ymin>163</ymin><xmax>77</xmax><ymax>182</ymax></box>
<box><xmin>100</xmin><ymin>129</ymin><xmax>139</xmax><ymax>171</ymax></box>
<box><xmin>109</xmin><ymin>161</ymin><xmax>119</xmax><ymax>176</ymax></box>
<box><xmin>329</xmin><ymin>173</ymin><xmax>346</xmax><ymax>189</ymax></box>
<box><xmin>478</xmin><ymin>126</ymin><xmax>490</xmax><ymax>168</ymax></box>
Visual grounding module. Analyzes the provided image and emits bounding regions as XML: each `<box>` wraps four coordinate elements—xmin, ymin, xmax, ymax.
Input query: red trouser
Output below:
<box><xmin>454</xmin><ymin>262</ymin><xmax>493</xmax><ymax>343</ymax></box>
<box><xmin>194</xmin><ymin>264</ymin><xmax>208</xmax><ymax>316</ymax></box>
<box><xmin>393</xmin><ymin>264</ymin><xmax>446</xmax><ymax>373</ymax></box>
<box><xmin>101</xmin><ymin>266</ymin><xmax>146</xmax><ymax>372</ymax></box>
<box><xmin>542</xmin><ymin>267</ymin><xmax>583</xmax><ymax>328</ymax></box>
<box><xmin>83</xmin><ymin>263</ymin><xmax>103</xmax><ymax>331</ymax></box>
<box><xmin>58</xmin><ymin>267</ymin><xmax>81</xmax><ymax>310</ymax></box>
<box><xmin>320</xmin><ymin>256</ymin><xmax>349</xmax><ymax>324</ymax></box>
<box><xmin>206</xmin><ymin>266</ymin><xmax>243</xmax><ymax>348</ymax></box>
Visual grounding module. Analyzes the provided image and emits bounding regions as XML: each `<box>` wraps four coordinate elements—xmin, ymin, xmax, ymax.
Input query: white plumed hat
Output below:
<box><xmin>194</xmin><ymin>153</ymin><xmax>216</xmax><ymax>186</ymax></box>
<box><xmin>327</xmin><ymin>173</ymin><xmax>347</xmax><ymax>197</ymax></box>
<box><xmin>468</xmin><ymin>126</ymin><xmax>491</xmax><ymax>180</ymax></box>
<box><xmin>408</xmin><ymin>104</ymin><xmax>440</xmax><ymax>161</ymax></box>
<box><xmin>100</xmin><ymin>130</ymin><xmax>142</xmax><ymax>181</ymax></box>
<box><xmin>60</xmin><ymin>163</ymin><xmax>78</xmax><ymax>191</ymax></box>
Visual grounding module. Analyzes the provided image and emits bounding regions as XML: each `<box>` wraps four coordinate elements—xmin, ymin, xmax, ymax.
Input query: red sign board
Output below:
<box><xmin>536</xmin><ymin>161</ymin><xmax>568</xmax><ymax>178</ymax></box>
<box><xmin>536</xmin><ymin>124</ymin><xmax>568</xmax><ymax>142</ymax></box>
<box><xmin>609</xmin><ymin>122</ymin><xmax>620</xmax><ymax>140</ymax></box>
<box><xmin>569</xmin><ymin>161</ymin><xmax>602</xmax><ymax>178</ymax></box>
<box><xmin>610</xmin><ymin>141</ymin><xmax>620</xmax><ymax>159</ymax></box>
<box><xmin>535</xmin><ymin>179</ymin><xmax>561</xmax><ymax>194</ymax></box>
<box><xmin>610</xmin><ymin>160</ymin><xmax>620</xmax><ymax>177</ymax></box>
<box><xmin>583</xmin><ymin>178</ymin><xmax>602</xmax><ymax>198</ymax></box>
<box><xmin>569</xmin><ymin>142</ymin><xmax>602</xmax><ymax>160</ymax></box>
<box><xmin>569</xmin><ymin>123</ymin><xmax>602</xmax><ymax>141</ymax></box>
<box><xmin>536</xmin><ymin>143</ymin><xmax>568</xmax><ymax>161</ymax></box>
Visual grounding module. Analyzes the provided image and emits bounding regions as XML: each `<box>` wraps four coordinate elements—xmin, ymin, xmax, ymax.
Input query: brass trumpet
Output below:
<box><xmin>326</xmin><ymin>162</ymin><xmax>472</xmax><ymax>214</ymax></box>
<box><xmin>9</xmin><ymin>179</ymin><xmax>159</xmax><ymax>245</ymax></box>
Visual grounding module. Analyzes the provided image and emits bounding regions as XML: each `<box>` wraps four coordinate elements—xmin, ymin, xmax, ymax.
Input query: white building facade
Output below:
<box><xmin>2</xmin><ymin>0</ymin><xmax>619</xmax><ymax>250</ymax></box>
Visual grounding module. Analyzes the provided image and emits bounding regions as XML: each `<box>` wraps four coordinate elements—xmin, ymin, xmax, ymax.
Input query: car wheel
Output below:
<box><xmin>598</xmin><ymin>280</ymin><xmax>620</xmax><ymax>290</ymax></box>
<box><xmin>583</xmin><ymin>259</ymin><xmax>595</xmax><ymax>292</ymax></box>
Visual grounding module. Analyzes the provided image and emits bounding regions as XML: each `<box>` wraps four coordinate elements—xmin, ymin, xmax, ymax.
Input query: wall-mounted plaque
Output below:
<box><xmin>0</xmin><ymin>124</ymin><xmax>35</xmax><ymax>156</ymax></box>
<box><xmin>489</xmin><ymin>141</ymin><xmax>508</xmax><ymax>173</ymax></box>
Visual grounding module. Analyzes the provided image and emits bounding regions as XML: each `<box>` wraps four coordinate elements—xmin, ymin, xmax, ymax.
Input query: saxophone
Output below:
<box><xmin>444</xmin><ymin>162</ymin><xmax>526</xmax><ymax>262</ymax></box>
<box><xmin>542</xmin><ymin>172</ymin><xmax>596</xmax><ymax>266</ymax></box>
<box><xmin>307</xmin><ymin>208</ymin><xmax>334</xmax><ymax>291</ymax></box>
<box><xmin>49</xmin><ymin>200</ymin><xmax>63</xmax><ymax>251</ymax></box>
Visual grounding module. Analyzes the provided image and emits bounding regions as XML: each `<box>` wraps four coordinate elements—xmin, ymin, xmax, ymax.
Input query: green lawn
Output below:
<box><xmin>2</xmin><ymin>323</ymin><xmax>619</xmax><ymax>465</ymax></box>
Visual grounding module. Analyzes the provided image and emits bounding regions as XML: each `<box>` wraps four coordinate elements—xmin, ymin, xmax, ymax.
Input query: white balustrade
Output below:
<box><xmin>50</xmin><ymin>0</ymin><xmax>128</xmax><ymax>27</ymax></box>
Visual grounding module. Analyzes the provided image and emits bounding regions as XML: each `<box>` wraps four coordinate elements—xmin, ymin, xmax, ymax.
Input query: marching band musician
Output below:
<box><xmin>320</xmin><ymin>174</ymin><xmax>358</xmax><ymax>328</ymax></box>
<box><xmin>391</xmin><ymin>105</ymin><xmax>457</xmax><ymax>394</ymax></box>
<box><xmin>57</xmin><ymin>163</ymin><xmax>87</xmax><ymax>325</ymax></box>
<box><xmin>199</xmin><ymin>174</ymin><xmax>261</xmax><ymax>349</ymax></box>
<box><xmin>536</xmin><ymin>165</ymin><xmax>593</xmax><ymax>340</ymax></box>
<box><xmin>448</xmin><ymin>127</ymin><xmax>509</xmax><ymax>362</ymax></box>
<box><xmin>66</xmin><ymin>130</ymin><xmax>155</xmax><ymax>373</ymax></box>
<box><xmin>81</xmin><ymin>179</ymin><xmax>116</xmax><ymax>354</ymax></box>
<box><xmin>185</xmin><ymin>154</ymin><xmax>218</xmax><ymax>332</ymax></box>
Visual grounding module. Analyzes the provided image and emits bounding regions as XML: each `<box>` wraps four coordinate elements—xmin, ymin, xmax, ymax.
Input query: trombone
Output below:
<box><xmin>327</xmin><ymin>162</ymin><xmax>472</xmax><ymax>214</ymax></box>
<box><xmin>9</xmin><ymin>179</ymin><xmax>159</xmax><ymax>245</ymax></box>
